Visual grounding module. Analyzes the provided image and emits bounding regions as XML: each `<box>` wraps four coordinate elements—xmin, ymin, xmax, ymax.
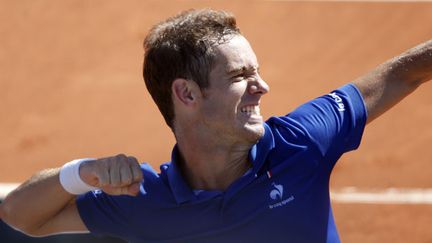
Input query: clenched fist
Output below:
<box><xmin>79</xmin><ymin>154</ymin><xmax>143</xmax><ymax>196</ymax></box>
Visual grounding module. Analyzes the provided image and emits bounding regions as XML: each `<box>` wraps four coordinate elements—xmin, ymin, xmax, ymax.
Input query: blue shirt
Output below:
<box><xmin>77</xmin><ymin>83</ymin><xmax>367</xmax><ymax>243</ymax></box>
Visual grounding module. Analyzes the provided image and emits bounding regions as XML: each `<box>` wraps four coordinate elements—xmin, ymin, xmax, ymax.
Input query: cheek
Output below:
<box><xmin>202</xmin><ymin>97</ymin><xmax>239</xmax><ymax>122</ymax></box>
<box><xmin>225</xmin><ymin>83</ymin><xmax>248</xmax><ymax>101</ymax></box>
<box><xmin>216</xmin><ymin>99</ymin><xmax>239</xmax><ymax>117</ymax></box>
<box><xmin>222</xmin><ymin>91</ymin><xmax>243</xmax><ymax>113</ymax></box>
<box><xmin>202</xmin><ymin>84</ymin><xmax>246</xmax><ymax>118</ymax></box>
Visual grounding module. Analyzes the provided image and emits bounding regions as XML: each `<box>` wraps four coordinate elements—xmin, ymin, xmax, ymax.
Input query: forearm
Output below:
<box><xmin>0</xmin><ymin>168</ymin><xmax>76</xmax><ymax>235</ymax></box>
<box><xmin>382</xmin><ymin>40</ymin><xmax>432</xmax><ymax>88</ymax></box>
<box><xmin>353</xmin><ymin>39</ymin><xmax>432</xmax><ymax>122</ymax></box>
<box><xmin>0</xmin><ymin>154</ymin><xmax>143</xmax><ymax>236</ymax></box>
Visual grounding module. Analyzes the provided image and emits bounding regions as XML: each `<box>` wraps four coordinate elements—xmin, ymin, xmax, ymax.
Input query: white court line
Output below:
<box><xmin>266</xmin><ymin>0</ymin><xmax>432</xmax><ymax>2</ymax></box>
<box><xmin>331</xmin><ymin>187</ymin><xmax>432</xmax><ymax>205</ymax></box>
<box><xmin>1</xmin><ymin>183</ymin><xmax>432</xmax><ymax>204</ymax></box>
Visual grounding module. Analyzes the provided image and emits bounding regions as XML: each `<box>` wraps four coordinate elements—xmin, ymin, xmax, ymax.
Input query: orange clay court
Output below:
<box><xmin>0</xmin><ymin>1</ymin><xmax>431</xmax><ymax>242</ymax></box>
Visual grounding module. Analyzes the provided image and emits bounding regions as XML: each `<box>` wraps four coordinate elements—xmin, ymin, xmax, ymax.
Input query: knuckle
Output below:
<box><xmin>116</xmin><ymin>153</ymin><xmax>127</xmax><ymax>161</ymax></box>
<box><xmin>135</xmin><ymin>169</ymin><xmax>144</xmax><ymax>181</ymax></box>
<box><xmin>120</xmin><ymin>171</ymin><xmax>133</xmax><ymax>185</ymax></box>
<box><xmin>127</xmin><ymin>156</ymin><xmax>138</xmax><ymax>163</ymax></box>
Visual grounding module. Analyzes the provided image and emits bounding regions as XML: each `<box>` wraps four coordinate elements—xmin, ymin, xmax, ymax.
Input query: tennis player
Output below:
<box><xmin>1</xmin><ymin>9</ymin><xmax>431</xmax><ymax>243</ymax></box>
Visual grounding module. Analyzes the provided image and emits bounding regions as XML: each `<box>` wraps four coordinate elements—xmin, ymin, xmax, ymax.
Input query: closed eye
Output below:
<box><xmin>233</xmin><ymin>73</ymin><xmax>245</xmax><ymax>78</ymax></box>
<box><xmin>229</xmin><ymin>66</ymin><xmax>260</xmax><ymax>81</ymax></box>
<box><xmin>231</xmin><ymin>73</ymin><xmax>246</xmax><ymax>82</ymax></box>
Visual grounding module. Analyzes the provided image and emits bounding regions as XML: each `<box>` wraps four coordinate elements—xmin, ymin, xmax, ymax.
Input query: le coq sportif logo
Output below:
<box><xmin>268</xmin><ymin>182</ymin><xmax>295</xmax><ymax>209</ymax></box>
<box><xmin>270</xmin><ymin>182</ymin><xmax>283</xmax><ymax>200</ymax></box>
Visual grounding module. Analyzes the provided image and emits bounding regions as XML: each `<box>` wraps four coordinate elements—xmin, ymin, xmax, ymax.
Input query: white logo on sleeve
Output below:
<box><xmin>328</xmin><ymin>92</ymin><xmax>345</xmax><ymax>112</ymax></box>
<box><xmin>268</xmin><ymin>182</ymin><xmax>294</xmax><ymax>209</ymax></box>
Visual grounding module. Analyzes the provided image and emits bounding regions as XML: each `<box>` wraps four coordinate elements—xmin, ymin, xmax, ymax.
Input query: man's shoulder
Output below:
<box><xmin>139</xmin><ymin>162</ymin><xmax>172</xmax><ymax>197</ymax></box>
<box><xmin>263</xmin><ymin>83</ymin><xmax>367</xmax><ymax>160</ymax></box>
<box><xmin>139</xmin><ymin>162</ymin><xmax>161</xmax><ymax>178</ymax></box>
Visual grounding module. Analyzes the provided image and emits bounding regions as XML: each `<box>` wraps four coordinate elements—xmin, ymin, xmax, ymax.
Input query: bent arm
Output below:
<box><xmin>353</xmin><ymin>40</ymin><xmax>432</xmax><ymax>123</ymax></box>
<box><xmin>0</xmin><ymin>154</ymin><xmax>143</xmax><ymax>237</ymax></box>
<box><xmin>0</xmin><ymin>168</ymin><xmax>87</xmax><ymax>236</ymax></box>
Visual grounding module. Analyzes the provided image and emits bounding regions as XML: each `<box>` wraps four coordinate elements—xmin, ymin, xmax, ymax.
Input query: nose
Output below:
<box><xmin>249</xmin><ymin>75</ymin><xmax>270</xmax><ymax>95</ymax></box>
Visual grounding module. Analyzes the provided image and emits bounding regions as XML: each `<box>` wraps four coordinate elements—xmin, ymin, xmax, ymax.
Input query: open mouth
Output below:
<box><xmin>240</xmin><ymin>105</ymin><xmax>260</xmax><ymax>116</ymax></box>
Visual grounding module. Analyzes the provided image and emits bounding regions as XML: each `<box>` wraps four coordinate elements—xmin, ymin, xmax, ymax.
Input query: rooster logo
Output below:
<box><xmin>270</xmin><ymin>182</ymin><xmax>283</xmax><ymax>200</ymax></box>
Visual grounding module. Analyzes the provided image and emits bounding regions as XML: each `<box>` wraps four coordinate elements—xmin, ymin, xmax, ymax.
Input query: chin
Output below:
<box><xmin>243</xmin><ymin>123</ymin><xmax>265</xmax><ymax>143</ymax></box>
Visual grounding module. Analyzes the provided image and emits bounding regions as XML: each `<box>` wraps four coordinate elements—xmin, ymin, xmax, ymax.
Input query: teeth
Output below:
<box><xmin>241</xmin><ymin>105</ymin><xmax>260</xmax><ymax>115</ymax></box>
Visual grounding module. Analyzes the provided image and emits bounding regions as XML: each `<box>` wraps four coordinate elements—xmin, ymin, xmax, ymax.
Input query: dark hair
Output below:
<box><xmin>143</xmin><ymin>9</ymin><xmax>240</xmax><ymax>128</ymax></box>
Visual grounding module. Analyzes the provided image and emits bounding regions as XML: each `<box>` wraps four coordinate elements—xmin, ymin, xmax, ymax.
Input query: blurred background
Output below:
<box><xmin>1</xmin><ymin>1</ymin><xmax>432</xmax><ymax>242</ymax></box>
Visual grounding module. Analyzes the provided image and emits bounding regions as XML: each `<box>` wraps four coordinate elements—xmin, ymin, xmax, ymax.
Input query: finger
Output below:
<box><xmin>119</xmin><ymin>163</ymin><xmax>133</xmax><ymax>186</ymax></box>
<box><xmin>79</xmin><ymin>159</ymin><xmax>99</xmax><ymax>186</ymax></box>
<box><xmin>96</xmin><ymin>159</ymin><xmax>110</xmax><ymax>187</ymax></box>
<box><xmin>113</xmin><ymin>154</ymin><xmax>131</xmax><ymax>186</ymax></box>
<box><xmin>127</xmin><ymin>182</ymin><xmax>141</xmax><ymax>196</ymax></box>
<box><xmin>109</xmin><ymin>156</ymin><xmax>122</xmax><ymax>187</ymax></box>
<box><xmin>119</xmin><ymin>185</ymin><xmax>131</xmax><ymax>195</ymax></box>
<box><xmin>101</xmin><ymin>185</ymin><xmax>130</xmax><ymax>196</ymax></box>
<box><xmin>128</xmin><ymin>156</ymin><xmax>143</xmax><ymax>182</ymax></box>
<box><xmin>100</xmin><ymin>179</ymin><xmax>141</xmax><ymax>196</ymax></box>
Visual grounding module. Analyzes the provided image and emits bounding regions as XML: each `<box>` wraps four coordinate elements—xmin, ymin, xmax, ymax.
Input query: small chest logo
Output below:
<box><xmin>270</xmin><ymin>183</ymin><xmax>283</xmax><ymax>200</ymax></box>
<box><xmin>268</xmin><ymin>182</ymin><xmax>295</xmax><ymax>209</ymax></box>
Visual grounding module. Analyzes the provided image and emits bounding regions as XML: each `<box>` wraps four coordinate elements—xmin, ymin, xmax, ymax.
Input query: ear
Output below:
<box><xmin>171</xmin><ymin>78</ymin><xmax>200</xmax><ymax>107</ymax></box>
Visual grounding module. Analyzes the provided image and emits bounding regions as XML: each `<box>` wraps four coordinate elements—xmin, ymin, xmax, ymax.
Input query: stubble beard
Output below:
<box><xmin>240</xmin><ymin>122</ymin><xmax>265</xmax><ymax>144</ymax></box>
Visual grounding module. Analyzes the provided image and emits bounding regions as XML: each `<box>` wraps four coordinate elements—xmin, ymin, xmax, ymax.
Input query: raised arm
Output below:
<box><xmin>353</xmin><ymin>40</ymin><xmax>432</xmax><ymax>123</ymax></box>
<box><xmin>0</xmin><ymin>154</ymin><xmax>142</xmax><ymax>237</ymax></box>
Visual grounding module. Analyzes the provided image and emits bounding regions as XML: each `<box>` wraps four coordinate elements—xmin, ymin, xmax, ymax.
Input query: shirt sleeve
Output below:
<box><xmin>75</xmin><ymin>163</ymin><xmax>159</xmax><ymax>240</ymax></box>
<box><xmin>76</xmin><ymin>190</ymin><xmax>135</xmax><ymax>239</ymax></box>
<box><xmin>270</xmin><ymin>83</ymin><xmax>367</xmax><ymax>161</ymax></box>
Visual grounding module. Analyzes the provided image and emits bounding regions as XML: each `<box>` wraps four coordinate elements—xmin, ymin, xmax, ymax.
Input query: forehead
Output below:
<box><xmin>211</xmin><ymin>35</ymin><xmax>258</xmax><ymax>74</ymax></box>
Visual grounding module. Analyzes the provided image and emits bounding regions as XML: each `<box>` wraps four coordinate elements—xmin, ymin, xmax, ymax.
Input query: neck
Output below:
<box><xmin>174</xmin><ymin>128</ymin><xmax>253</xmax><ymax>191</ymax></box>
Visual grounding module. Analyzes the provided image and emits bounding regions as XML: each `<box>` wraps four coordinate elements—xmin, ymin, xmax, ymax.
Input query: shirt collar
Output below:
<box><xmin>166</xmin><ymin>122</ymin><xmax>275</xmax><ymax>204</ymax></box>
<box><xmin>249</xmin><ymin>123</ymin><xmax>275</xmax><ymax>175</ymax></box>
<box><xmin>166</xmin><ymin>145</ymin><xmax>196</xmax><ymax>204</ymax></box>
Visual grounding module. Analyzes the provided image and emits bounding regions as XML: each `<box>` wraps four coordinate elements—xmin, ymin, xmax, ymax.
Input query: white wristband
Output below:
<box><xmin>59</xmin><ymin>158</ymin><xmax>98</xmax><ymax>195</ymax></box>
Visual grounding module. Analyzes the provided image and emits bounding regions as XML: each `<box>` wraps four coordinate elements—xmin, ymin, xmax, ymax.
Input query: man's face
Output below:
<box><xmin>198</xmin><ymin>35</ymin><xmax>270</xmax><ymax>144</ymax></box>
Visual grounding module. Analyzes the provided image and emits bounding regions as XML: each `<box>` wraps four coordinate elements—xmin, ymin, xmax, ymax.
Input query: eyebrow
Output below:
<box><xmin>226</xmin><ymin>65</ymin><xmax>259</xmax><ymax>75</ymax></box>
